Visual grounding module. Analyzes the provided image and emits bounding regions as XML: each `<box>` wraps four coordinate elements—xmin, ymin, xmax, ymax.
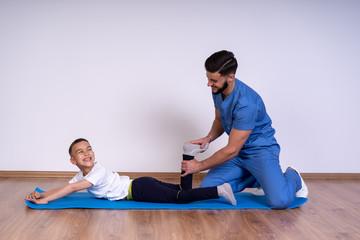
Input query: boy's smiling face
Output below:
<box><xmin>70</xmin><ymin>140</ymin><xmax>95</xmax><ymax>174</ymax></box>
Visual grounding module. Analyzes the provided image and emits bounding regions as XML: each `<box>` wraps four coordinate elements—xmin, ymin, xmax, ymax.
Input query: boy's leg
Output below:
<box><xmin>131</xmin><ymin>177</ymin><xmax>221</xmax><ymax>204</ymax></box>
<box><xmin>131</xmin><ymin>177</ymin><xmax>236</xmax><ymax>205</ymax></box>
<box><xmin>131</xmin><ymin>177</ymin><xmax>180</xmax><ymax>203</ymax></box>
<box><xmin>200</xmin><ymin>157</ymin><xmax>259</xmax><ymax>192</ymax></box>
<box><xmin>178</xmin><ymin>183</ymin><xmax>236</xmax><ymax>205</ymax></box>
<box><xmin>156</xmin><ymin>179</ymin><xmax>181</xmax><ymax>190</ymax></box>
<box><xmin>180</xmin><ymin>154</ymin><xmax>194</xmax><ymax>190</ymax></box>
<box><xmin>181</xmin><ymin>143</ymin><xmax>209</xmax><ymax>190</ymax></box>
<box><xmin>177</xmin><ymin>187</ymin><xmax>218</xmax><ymax>203</ymax></box>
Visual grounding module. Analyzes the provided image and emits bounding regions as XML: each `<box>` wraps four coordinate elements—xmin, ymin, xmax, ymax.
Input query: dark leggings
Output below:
<box><xmin>131</xmin><ymin>177</ymin><xmax>218</xmax><ymax>204</ymax></box>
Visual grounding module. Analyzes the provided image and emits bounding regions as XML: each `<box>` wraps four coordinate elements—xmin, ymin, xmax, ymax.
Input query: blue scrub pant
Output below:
<box><xmin>200</xmin><ymin>146</ymin><xmax>301</xmax><ymax>209</ymax></box>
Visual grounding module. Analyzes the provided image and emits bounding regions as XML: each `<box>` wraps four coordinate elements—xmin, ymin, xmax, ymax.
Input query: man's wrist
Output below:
<box><xmin>198</xmin><ymin>159</ymin><xmax>206</xmax><ymax>172</ymax></box>
<box><xmin>206</xmin><ymin>135</ymin><xmax>212</xmax><ymax>142</ymax></box>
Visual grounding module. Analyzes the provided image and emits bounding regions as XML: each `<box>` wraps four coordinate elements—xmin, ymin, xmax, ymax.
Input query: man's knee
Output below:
<box><xmin>268</xmin><ymin>194</ymin><xmax>292</xmax><ymax>209</ymax></box>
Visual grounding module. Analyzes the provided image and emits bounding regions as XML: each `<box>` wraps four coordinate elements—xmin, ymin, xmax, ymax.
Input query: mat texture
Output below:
<box><xmin>25</xmin><ymin>188</ymin><xmax>307</xmax><ymax>210</ymax></box>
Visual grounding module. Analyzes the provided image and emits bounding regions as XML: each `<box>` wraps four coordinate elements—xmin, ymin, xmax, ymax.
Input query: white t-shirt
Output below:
<box><xmin>69</xmin><ymin>162</ymin><xmax>131</xmax><ymax>201</ymax></box>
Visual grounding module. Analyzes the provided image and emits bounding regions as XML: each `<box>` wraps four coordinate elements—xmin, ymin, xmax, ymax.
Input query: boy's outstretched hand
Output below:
<box><xmin>24</xmin><ymin>180</ymin><xmax>93</xmax><ymax>205</ymax></box>
<box><xmin>26</xmin><ymin>191</ymin><xmax>41</xmax><ymax>200</ymax></box>
<box><xmin>25</xmin><ymin>191</ymin><xmax>48</xmax><ymax>204</ymax></box>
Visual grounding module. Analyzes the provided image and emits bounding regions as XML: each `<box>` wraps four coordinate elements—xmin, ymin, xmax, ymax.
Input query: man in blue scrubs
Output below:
<box><xmin>181</xmin><ymin>50</ymin><xmax>308</xmax><ymax>209</ymax></box>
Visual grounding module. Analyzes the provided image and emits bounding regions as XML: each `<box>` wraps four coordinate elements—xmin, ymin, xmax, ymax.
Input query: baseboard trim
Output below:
<box><xmin>0</xmin><ymin>171</ymin><xmax>359</xmax><ymax>180</ymax></box>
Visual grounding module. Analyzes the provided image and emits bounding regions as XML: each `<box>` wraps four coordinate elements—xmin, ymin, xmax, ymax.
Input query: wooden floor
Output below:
<box><xmin>0</xmin><ymin>176</ymin><xmax>359</xmax><ymax>240</ymax></box>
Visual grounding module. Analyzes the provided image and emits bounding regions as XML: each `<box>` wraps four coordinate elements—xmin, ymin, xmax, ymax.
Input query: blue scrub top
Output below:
<box><xmin>212</xmin><ymin>78</ymin><xmax>278</xmax><ymax>154</ymax></box>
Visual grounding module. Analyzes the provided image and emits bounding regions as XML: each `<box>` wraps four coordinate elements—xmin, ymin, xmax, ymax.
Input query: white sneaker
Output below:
<box><xmin>183</xmin><ymin>143</ymin><xmax>209</xmax><ymax>156</ymax></box>
<box><xmin>251</xmin><ymin>187</ymin><xmax>265</xmax><ymax>196</ymax></box>
<box><xmin>288</xmin><ymin>167</ymin><xmax>308</xmax><ymax>198</ymax></box>
<box><xmin>217</xmin><ymin>183</ymin><xmax>237</xmax><ymax>206</ymax></box>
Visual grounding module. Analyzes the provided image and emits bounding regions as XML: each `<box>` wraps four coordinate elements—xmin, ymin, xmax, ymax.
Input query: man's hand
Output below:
<box><xmin>187</xmin><ymin>136</ymin><xmax>211</xmax><ymax>148</ymax></box>
<box><xmin>181</xmin><ymin>159</ymin><xmax>202</xmax><ymax>177</ymax></box>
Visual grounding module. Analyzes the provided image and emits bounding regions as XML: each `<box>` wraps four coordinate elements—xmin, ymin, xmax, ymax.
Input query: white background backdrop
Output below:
<box><xmin>1</xmin><ymin>0</ymin><xmax>359</xmax><ymax>173</ymax></box>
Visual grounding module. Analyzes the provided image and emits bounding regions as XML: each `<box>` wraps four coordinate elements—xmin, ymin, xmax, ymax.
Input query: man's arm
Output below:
<box><xmin>207</xmin><ymin>109</ymin><xmax>225</xmax><ymax>143</ymax></box>
<box><xmin>181</xmin><ymin>128</ymin><xmax>251</xmax><ymax>176</ymax></box>
<box><xmin>25</xmin><ymin>180</ymin><xmax>93</xmax><ymax>204</ymax></box>
<box><xmin>188</xmin><ymin>109</ymin><xmax>225</xmax><ymax>147</ymax></box>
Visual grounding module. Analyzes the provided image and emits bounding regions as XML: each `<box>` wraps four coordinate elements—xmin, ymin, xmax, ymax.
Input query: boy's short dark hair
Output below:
<box><xmin>205</xmin><ymin>50</ymin><xmax>238</xmax><ymax>76</ymax></box>
<box><xmin>69</xmin><ymin>138</ymin><xmax>89</xmax><ymax>156</ymax></box>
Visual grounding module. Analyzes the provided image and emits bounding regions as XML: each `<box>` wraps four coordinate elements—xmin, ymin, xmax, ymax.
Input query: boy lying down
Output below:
<box><xmin>25</xmin><ymin>138</ymin><xmax>236</xmax><ymax>205</ymax></box>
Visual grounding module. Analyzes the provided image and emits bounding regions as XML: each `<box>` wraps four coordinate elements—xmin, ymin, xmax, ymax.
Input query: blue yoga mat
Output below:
<box><xmin>25</xmin><ymin>188</ymin><xmax>307</xmax><ymax>210</ymax></box>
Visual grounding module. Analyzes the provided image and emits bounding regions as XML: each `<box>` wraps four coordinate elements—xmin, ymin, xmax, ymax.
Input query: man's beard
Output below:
<box><xmin>212</xmin><ymin>81</ymin><xmax>229</xmax><ymax>95</ymax></box>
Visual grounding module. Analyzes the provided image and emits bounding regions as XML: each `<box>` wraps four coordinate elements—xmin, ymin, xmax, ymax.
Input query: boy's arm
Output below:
<box><xmin>25</xmin><ymin>180</ymin><xmax>93</xmax><ymax>204</ymax></box>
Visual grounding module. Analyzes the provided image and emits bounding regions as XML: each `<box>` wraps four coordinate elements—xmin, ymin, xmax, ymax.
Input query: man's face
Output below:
<box><xmin>70</xmin><ymin>141</ymin><xmax>95</xmax><ymax>168</ymax></box>
<box><xmin>206</xmin><ymin>71</ymin><xmax>229</xmax><ymax>95</ymax></box>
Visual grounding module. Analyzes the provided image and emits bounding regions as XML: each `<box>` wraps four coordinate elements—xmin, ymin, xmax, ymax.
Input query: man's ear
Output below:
<box><xmin>227</xmin><ymin>73</ymin><xmax>235</xmax><ymax>82</ymax></box>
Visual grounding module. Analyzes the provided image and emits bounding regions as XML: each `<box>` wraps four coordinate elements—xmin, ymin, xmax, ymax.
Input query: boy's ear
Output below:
<box><xmin>70</xmin><ymin>157</ymin><xmax>76</xmax><ymax>165</ymax></box>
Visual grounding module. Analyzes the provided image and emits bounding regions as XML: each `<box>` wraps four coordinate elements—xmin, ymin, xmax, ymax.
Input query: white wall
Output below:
<box><xmin>1</xmin><ymin>0</ymin><xmax>359</xmax><ymax>173</ymax></box>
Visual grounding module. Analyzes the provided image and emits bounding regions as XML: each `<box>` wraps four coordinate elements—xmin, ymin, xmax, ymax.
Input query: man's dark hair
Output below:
<box><xmin>69</xmin><ymin>138</ymin><xmax>89</xmax><ymax>156</ymax></box>
<box><xmin>205</xmin><ymin>50</ymin><xmax>238</xmax><ymax>76</ymax></box>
